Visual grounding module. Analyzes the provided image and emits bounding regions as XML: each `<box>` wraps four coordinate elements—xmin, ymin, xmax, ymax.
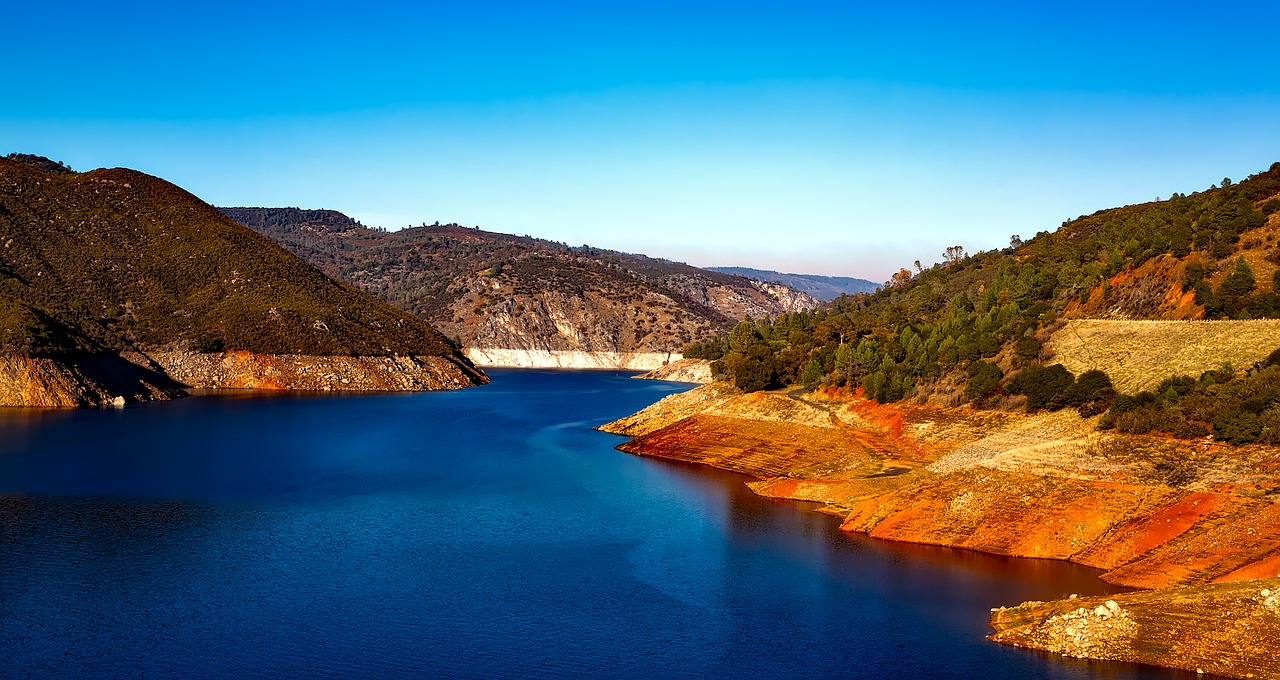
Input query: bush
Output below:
<box><xmin>1013</xmin><ymin>336</ymin><xmax>1041</xmax><ymax>366</ymax></box>
<box><xmin>1007</xmin><ymin>363</ymin><xmax>1076</xmax><ymax>411</ymax></box>
<box><xmin>1067</xmin><ymin>369</ymin><xmax>1116</xmax><ymax>416</ymax></box>
<box><xmin>193</xmin><ymin>335</ymin><xmax>225</xmax><ymax>353</ymax></box>
<box><xmin>1214</xmin><ymin>411</ymin><xmax>1263</xmax><ymax>445</ymax></box>
<box><xmin>964</xmin><ymin>361</ymin><xmax>1004</xmax><ymax>404</ymax></box>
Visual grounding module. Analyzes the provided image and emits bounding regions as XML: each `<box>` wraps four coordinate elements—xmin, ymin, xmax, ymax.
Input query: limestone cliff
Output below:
<box><xmin>464</xmin><ymin>348</ymin><xmax>679</xmax><ymax>370</ymax></box>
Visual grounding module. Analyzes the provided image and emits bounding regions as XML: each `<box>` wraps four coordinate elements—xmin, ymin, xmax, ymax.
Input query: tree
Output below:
<box><xmin>1219</xmin><ymin>257</ymin><xmax>1256</xmax><ymax>298</ymax></box>
<box><xmin>1010</xmin><ymin>234</ymin><xmax>1024</xmax><ymax>249</ymax></box>
<box><xmin>800</xmin><ymin>358</ymin><xmax>824</xmax><ymax>388</ymax></box>
<box><xmin>944</xmin><ymin>245</ymin><xmax>966</xmax><ymax>265</ymax></box>
<box><xmin>964</xmin><ymin>361</ymin><xmax>1004</xmax><ymax>404</ymax></box>
<box><xmin>1008</xmin><ymin>364</ymin><xmax>1076</xmax><ymax>411</ymax></box>
<box><xmin>1067</xmin><ymin>369</ymin><xmax>1116</xmax><ymax>416</ymax></box>
<box><xmin>1013</xmin><ymin>335</ymin><xmax>1042</xmax><ymax>367</ymax></box>
<box><xmin>728</xmin><ymin>318</ymin><xmax>763</xmax><ymax>352</ymax></box>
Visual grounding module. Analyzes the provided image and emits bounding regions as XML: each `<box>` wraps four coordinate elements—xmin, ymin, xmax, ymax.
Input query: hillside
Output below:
<box><xmin>601</xmin><ymin>381</ymin><xmax>1280</xmax><ymax>678</ymax></box>
<box><xmin>0</xmin><ymin>156</ymin><xmax>484</xmax><ymax>406</ymax></box>
<box><xmin>697</xmin><ymin>164</ymin><xmax>1280</xmax><ymax>425</ymax></box>
<box><xmin>708</xmin><ymin>266</ymin><xmax>879</xmax><ymax>301</ymax></box>
<box><xmin>1048</xmin><ymin>319</ymin><xmax>1280</xmax><ymax>394</ymax></box>
<box><xmin>222</xmin><ymin>208</ymin><xmax>817</xmax><ymax>368</ymax></box>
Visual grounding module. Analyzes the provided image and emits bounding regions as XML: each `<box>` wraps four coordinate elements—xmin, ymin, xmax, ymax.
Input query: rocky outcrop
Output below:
<box><xmin>633</xmin><ymin>358</ymin><xmax>713</xmax><ymax>383</ymax></box>
<box><xmin>0</xmin><ymin>352</ymin><xmax>181</xmax><ymax>408</ymax></box>
<box><xmin>134</xmin><ymin>350</ymin><xmax>485</xmax><ymax>391</ymax></box>
<box><xmin>990</xmin><ymin>579</ymin><xmax>1280</xmax><ymax>679</ymax></box>
<box><xmin>0</xmin><ymin>349</ymin><xmax>486</xmax><ymax>408</ymax></box>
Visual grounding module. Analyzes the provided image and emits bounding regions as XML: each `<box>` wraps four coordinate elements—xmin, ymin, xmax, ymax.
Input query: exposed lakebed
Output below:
<box><xmin>0</xmin><ymin>370</ymin><xmax>1190</xmax><ymax>678</ymax></box>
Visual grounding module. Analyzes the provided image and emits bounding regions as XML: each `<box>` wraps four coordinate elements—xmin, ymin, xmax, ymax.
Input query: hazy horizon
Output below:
<box><xmin>5</xmin><ymin>1</ymin><xmax>1279</xmax><ymax>282</ymax></box>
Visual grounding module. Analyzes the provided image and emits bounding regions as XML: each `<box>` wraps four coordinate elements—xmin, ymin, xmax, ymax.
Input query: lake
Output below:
<box><xmin>0</xmin><ymin>369</ymin><xmax>1190</xmax><ymax>678</ymax></box>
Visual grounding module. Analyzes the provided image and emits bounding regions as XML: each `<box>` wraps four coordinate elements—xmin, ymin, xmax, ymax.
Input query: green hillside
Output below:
<box><xmin>698</xmin><ymin>163</ymin><xmax>1280</xmax><ymax>442</ymax></box>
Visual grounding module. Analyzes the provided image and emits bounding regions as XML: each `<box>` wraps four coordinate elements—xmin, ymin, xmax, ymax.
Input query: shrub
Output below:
<box><xmin>193</xmin><ymin>335</ymin><xmax>225</xmax><ymax>353</ymax></box>
<box><xmin>1007</xmin><ymin>363</ymin><xmax>1076</xmax><ymax>411</ymax></box>
<box><xmin>1068</xmin><ymin>369</ymin><xmax>1116</xmax><ymax>416</ymax></box>
<box><xmin>1214</xmin><ymin>411</ymin><xmax>1263</xmax><ymax>445</ymax></box>
<box><xmin>964</xmin><ymin>361</ymin><xmax>1004</xmax><ymax>404</ymax></box>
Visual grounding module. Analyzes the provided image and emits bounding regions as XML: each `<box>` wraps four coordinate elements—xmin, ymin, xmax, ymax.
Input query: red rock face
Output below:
<box><xmin>840</xmin><ymin>470</ymin><xmax>1280</xmax><ymax>589</ymax></box>
<box><xmin>608</xmin><ymin>385</ymin><xmax>1280</xmax><ymax>591</ymax></box>
<box><xmin>605</xmin><ymin>382</ymin><xmax>1280</xmax><ymax>676</ymax></box>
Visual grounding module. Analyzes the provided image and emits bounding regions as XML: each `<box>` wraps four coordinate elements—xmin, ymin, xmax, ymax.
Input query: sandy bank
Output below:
<box><xmin>465</xmin><ymin>347</ymin><xmax>680</xmax><ymax>370</ymax></box>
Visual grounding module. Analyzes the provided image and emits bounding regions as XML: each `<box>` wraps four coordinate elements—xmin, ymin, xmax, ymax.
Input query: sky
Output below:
<box><xmin>4</xmin><ymin>1</ymin><xmax>1279</xmax><ymax>282</ymax></box>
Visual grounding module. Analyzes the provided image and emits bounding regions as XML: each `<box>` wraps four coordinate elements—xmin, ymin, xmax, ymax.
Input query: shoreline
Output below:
<box><xmin>465</xmin><ymin>347</ymin><xmax>682</xmax><ymax>371</ymax></box>
<box><xmin>600</xmin><ymin>381</ymin><xmax>1280</xmax><ymax>679</ymax></box>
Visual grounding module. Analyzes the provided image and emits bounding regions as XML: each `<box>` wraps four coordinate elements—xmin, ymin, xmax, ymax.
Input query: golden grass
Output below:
<box><xmin>1047</xmin><ymin>319</ymin><xmax>1280</xmax><ymax>394</ymax></box>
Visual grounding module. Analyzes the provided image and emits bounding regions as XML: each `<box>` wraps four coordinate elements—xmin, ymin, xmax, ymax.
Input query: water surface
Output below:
<box><xmin>0</xmin><ymin>370</ymin><xmax>1191</xmax><ymax>678</ymax></box>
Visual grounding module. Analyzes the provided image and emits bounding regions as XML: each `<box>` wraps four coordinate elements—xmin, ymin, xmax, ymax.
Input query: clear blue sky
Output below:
<box><xmin>4</xmin><ymin>1</ymin><xmax>1279</xmax><ymax>282</ymax></box>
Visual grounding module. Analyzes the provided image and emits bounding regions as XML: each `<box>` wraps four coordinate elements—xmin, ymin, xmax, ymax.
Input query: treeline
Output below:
<box><xmin>693</xmin><ymin>162</ymin><xmax>1280</xmax><ymax>427</ymax></box>
<box><xmin>1189</xmin><ymin>256</ymin><xmax>1280</xmax><ymax>319</ymax></box>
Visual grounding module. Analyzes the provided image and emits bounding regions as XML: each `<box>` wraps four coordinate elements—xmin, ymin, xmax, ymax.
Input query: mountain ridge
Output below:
<box><xmin>223</xmin><ymin>208</ymin><xmax>819</xmax><ymax>368</ymax></box>
<box><xmin>708</xmin><ymin>266</ymin><xmax>880</xmax><ymax>301</ymax></box>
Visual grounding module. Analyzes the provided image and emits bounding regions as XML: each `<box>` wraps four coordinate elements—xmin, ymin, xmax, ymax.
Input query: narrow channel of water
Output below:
<box><xmin>0</xmin><ymin>369</ymin><xmax>1193</xmax><ymax>678</ymax></box>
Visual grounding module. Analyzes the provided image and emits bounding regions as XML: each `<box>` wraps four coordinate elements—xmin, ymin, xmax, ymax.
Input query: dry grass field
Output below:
<box><xmin>1047</xmin><ymin>319</ymin><xmax>1280</xmax><ymax>394</ymax></box>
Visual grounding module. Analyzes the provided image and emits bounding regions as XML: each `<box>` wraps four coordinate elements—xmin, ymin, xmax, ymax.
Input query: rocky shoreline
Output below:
<box><xmin>600</xmin><ymin>382</ymin><xmax>1280</xmax><ymax>679</ymax></box>
<box><xmin>632</xmin><ymin>358</ymin><xmax>713</xmax><ymax>383</ymax></box>
<box><xmin>0</xmin><ymin>349</ymin><xmax>486</xmax><ymax>409</ymax></box>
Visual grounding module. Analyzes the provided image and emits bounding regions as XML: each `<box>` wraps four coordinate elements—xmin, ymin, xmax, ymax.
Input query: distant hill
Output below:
<box><xmin>4</xmin><ymin>153</ymin><xmax>74</xmax><ymax>175</ymax></box>
<box><xmin>224</xmin><ymin>209</ymin><xmax>818</xmax><ymax>367</ymax></box>
<box><xmin>708</xmin><ymin>267</ymin><xmax>879</xmax><ymax>301</ymax></box>
<box><xmin>0</xmin><ymin>157</ymin><xmax>483</xmax><ymax>406</ymax></box>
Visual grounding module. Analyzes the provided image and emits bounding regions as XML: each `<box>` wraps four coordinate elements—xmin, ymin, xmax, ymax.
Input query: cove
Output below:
<box><xmin>0</xmin><ymin>369</ymin><xmax>1190</xmax><ymax>678</ymax></box>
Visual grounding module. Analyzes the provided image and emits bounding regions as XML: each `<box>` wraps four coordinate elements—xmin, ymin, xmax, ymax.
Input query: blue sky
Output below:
<box><xmin>4</xmin><ymin>1</ymin><xmax>1279</xmax><ymax>281</ymax></box>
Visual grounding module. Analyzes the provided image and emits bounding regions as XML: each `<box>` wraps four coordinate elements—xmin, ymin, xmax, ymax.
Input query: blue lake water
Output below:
<box><xmin>0</xmin><ymin>369</ymin><xmax>1191</xmax><ymax>679</ymax></box>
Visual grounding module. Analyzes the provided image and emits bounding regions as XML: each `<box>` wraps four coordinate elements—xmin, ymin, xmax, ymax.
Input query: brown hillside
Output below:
<box><xmin>0</xmin><ymin>159</ymin><xmax>469</xmax><ymax>359</ymax></box>
<box><xmin>223</xmin><ymin>208</ymin><xmax>817</xmax><ymax>357</ymax></box>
